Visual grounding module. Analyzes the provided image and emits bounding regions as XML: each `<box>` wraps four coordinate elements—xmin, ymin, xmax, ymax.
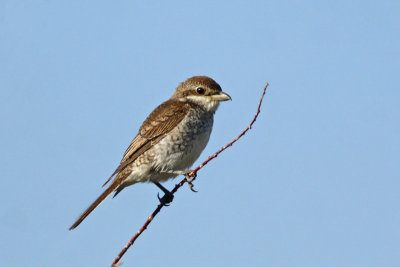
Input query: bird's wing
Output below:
<box><xmin>102</xmin><ymin>100</ymin><xmax>190</xmax><ymax>187</ymax></box>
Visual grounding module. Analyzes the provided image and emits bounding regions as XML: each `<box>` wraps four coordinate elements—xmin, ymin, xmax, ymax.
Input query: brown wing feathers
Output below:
<box><xmin>102</xmin><ymin>100</ymin><xmax>189</xmax><ymax>187</ymax></box>
<box><xmin>69</xmin><ymin>100</ymin><xmax>189</xmax><ymax>230</ymax></box>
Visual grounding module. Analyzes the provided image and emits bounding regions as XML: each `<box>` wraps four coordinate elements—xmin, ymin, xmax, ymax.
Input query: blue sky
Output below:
<box><xmin>1</xmin><ymin>1</ymin><xmax>399</xmax><ymax>266</ymax></box>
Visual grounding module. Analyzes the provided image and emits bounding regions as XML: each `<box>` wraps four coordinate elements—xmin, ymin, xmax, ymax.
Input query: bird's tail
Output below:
<box><xmin>69</xmin><ymin>181</ymin><xmax>120</xmax><ymax>230</ymax></box>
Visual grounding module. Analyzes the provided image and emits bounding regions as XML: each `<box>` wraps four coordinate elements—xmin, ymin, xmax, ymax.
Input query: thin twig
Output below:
<box><xmin>111</xmin><ymin>82</ymin><xmax>269</xmax><ymax>267</ymax></box>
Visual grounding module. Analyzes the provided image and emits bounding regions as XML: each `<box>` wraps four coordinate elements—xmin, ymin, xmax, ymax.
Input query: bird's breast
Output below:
<box><xmin>150</xmin><ymin>108</ymin><xmax>214</xmax><ymax>175</ymax></box>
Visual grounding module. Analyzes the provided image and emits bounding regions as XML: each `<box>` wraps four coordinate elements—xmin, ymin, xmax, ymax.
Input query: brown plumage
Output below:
<box><xmin>69</xmin><ymin>101</ymin><xmax>190</xmax><ymax>230</ymax></box>
<box><xmin>69</xmin><ymin>76</ymin><xmax>230</xmax><ymax>230</ymax></box>
<box><xmin>102</xmin><ymin>100</ymin><xmax>191</xmax><ymax>188</ymax></box>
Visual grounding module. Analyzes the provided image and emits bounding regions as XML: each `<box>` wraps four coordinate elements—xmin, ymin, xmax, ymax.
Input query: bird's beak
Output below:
<box><xmin>210</xmin><ymin>91</ymin><xmax>232</xmax><ymax>101</ymax></box>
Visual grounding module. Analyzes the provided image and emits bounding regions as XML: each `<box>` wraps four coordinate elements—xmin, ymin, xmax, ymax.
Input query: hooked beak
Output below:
<box><xmin>210</xmin><ymin>91</ymin><xmax>232</xmax><ymax>101</ymax></box>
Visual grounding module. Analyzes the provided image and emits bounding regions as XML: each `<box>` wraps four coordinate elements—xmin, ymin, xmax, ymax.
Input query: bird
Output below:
<box><xmin>69</xmin><ymin>76</ymin><xmax>231</xmax><ymax>230</ymax></box>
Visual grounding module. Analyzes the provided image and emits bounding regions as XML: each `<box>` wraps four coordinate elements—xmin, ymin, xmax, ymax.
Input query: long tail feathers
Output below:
<box><xmin>69</xmin><ymin>181</ymin><xmax>120</xmax><ymax>230</ymax></box>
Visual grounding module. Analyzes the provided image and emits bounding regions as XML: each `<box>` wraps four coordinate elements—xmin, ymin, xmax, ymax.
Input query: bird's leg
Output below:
<box><xmin>181</xmin><ymin>170</ymin><xmax>198</xmax><ymax>193</ymax></box>
<box><xmin>153</xmin><ymin>181</ymin><xmax>174</xmax><ymax>205</ymax></box>
<box><xmin>160</xmin><ymin>169</ymin><xmax>198</xmax><ymax>192</ymax></box>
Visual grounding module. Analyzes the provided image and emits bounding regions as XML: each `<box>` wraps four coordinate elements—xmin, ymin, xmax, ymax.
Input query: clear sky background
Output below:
<box><xmin>1</xmin><ymin>1</ymin><xmax>399</xmax><ymax>267</ymax></box>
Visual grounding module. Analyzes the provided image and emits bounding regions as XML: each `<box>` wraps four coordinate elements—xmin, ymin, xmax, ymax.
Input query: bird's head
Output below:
<box><xmin>171</xmin><ymin>76</ymin><xmax>231</xmax><ymax>113</ymax></box>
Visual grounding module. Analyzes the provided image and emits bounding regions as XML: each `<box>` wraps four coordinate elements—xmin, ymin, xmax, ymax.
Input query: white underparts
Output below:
<box><xmin>122</xmin><ymin>107</ymin><xmax>214</xmax><ymax>186</ymax></box>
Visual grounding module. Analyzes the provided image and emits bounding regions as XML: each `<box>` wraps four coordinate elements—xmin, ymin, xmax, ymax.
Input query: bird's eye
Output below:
<box><xmin>196</xmin><ymin>87</ymin><xmax>205</xmax><ymax>95</ymax></box>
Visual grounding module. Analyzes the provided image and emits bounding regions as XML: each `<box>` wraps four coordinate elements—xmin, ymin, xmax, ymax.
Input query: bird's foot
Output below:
<box><xmin>157</xmin><ymin>191</ymin><xmax>174</xmax><ymax>206</ymax></box>
<box><xmin>153</xmin><ymin>181</ymin><xmax>174</xmax><ymax>206</ymax></box>
<box><xmin>159</xmin><ymin>170</ymin><xmax>198</xmax><ymax>192</ymax></box>
<box><xmin>184</xmin><ymin>171</ymin><xmax>198</xmax><ymax>193</ymax></box>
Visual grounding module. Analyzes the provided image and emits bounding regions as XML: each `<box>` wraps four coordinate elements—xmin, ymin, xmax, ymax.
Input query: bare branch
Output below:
<box><xmin>111</xmin><ymin>82</ymin><xmax>269</xmax><ymax>267</ymax></box>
